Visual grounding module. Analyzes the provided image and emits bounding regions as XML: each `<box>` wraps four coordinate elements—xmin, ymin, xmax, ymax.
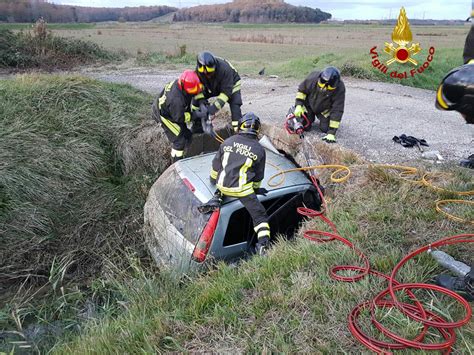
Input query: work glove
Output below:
<box><xmin>294</xmin><ymin>105</ymin><xmax>306</xmax><ymax>118</ymax></box>
<box><xmin>254</xmin><ymin>188</ymin><xmax>268</xmax><ymax>196</ymax></box>
<box><xmin>322</xmin><ymin>133</ymin><xmax>336</xmax><ymax>143</ymax></box>
<box><xmin>207</xmin><ymin>104</ymin><xmax>218</xmax><ymax>116</ymax></box>
<box><xmin>184</xmin><ymin>112</ymin><xmax>192</xmax><ymax>123</ymax></box>
<box><xmin>255</xmin><ymin>236</ymin><xmax>270</xmax><ymax>256</ymax></box>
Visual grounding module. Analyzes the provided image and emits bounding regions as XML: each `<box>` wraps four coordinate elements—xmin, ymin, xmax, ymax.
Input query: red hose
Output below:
<box><xmin>299</xmin><ymin>176</ymin><xmax>473</xmax><ymax>354</ymax></box>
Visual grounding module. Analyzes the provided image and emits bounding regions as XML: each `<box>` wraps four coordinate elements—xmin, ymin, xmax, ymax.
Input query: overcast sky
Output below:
<box><xmin>51</xmin><ymin>0</ymin><xmax>472</xmax><ymax>20</ymax></box>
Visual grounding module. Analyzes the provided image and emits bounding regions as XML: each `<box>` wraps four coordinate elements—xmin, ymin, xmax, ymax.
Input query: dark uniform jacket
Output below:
<box><xmin>153</xmin><ymin>80</ymin><xmax>192</xmax><ymax>136</ymax></box>
<box><xmin>463</xmin><ymin>25</ymin><xmax>474</xmax><ymax>64</ymax></box>
<box><xmin>295</xmin><ymin>70</ymin><xmax>346</xmax><ymax>131</ymax></box>
<box><xmin>210</xmin><ymin>133</ymin><xmax>265</xmax><ymax>197</ymax></box>
<box><xmin>195</xmin><ymin>57</ymin><xmax>241</xmax><ymax>116</ymax></box>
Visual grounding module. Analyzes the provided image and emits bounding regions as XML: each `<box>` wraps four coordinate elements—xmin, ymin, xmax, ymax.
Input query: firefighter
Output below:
<box><xmin>205</xmin><ymin>112</ymin><xmax>270</xmax><ymax>255</ymax></box>
<box><xmin>152</xmin><ymin>70</ymin><xmax>203</xmax><ymax>162</ymax></box>
<box><xmin>435</xmin><ymin>22</ymin><xmax>474</xmax><ymax>168</ymax></box>
<box><xmin>293</xmin><ymin>66</ymin><xmax>346</xmax><ymax>143</ymax></box>
<box><xmin>433</xmin><ymin>17</ymin><xmax>474</xmax><ymax>300</ymax></box>
<box><xmin>192</xmin><ymin>51</ymin><xmax>242</xmax><ymax>133</ymax></box>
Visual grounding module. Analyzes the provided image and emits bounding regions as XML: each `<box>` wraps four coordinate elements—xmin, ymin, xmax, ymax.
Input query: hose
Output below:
<box><xmin>299</xmin><ymin>177</ymin><xmax>473</xmax><ymax>353</ymax></box>
<box><xmin>372</xmin><ymin>165</ymin><xmax>474</xmax><ymax>224</ymax></box>
<box><xmin>267</xmin><ymin>137</ymin><xmax>472</xmax><ymax>351</ymax></box>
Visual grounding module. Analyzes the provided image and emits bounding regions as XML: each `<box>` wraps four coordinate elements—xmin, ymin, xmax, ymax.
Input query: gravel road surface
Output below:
<box><xmin>83</xmin><ymin>67</ymin><xmax>473</xmax><ymax>165</ymax></box>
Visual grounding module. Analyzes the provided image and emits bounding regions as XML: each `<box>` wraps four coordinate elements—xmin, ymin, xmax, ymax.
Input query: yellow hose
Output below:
<box><xmin>373</xmin><ymin>164</ymin><xmax>474</xmax><ymax>224</ymax></box>
<box><xmin>267</xmin><ymin>162</ymin><xmax>351</xmax><ymax>187</ymax></box>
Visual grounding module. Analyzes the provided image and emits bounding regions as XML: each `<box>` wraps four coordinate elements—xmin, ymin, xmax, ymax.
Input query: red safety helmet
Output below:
<box><xmin>178</xmin><ymin>70</ymin><xmax>203</xmax><ymax>95</ymax></box>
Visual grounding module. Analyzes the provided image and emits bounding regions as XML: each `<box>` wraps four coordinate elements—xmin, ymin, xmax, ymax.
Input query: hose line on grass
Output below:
<box><xmin>298</xmin><ymin>174</ymin><xmax>473</xmax><ymax>353</ymax></box>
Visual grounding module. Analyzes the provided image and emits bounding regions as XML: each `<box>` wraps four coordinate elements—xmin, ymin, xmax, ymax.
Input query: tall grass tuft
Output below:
<box><xmin>0</xmin><ymin>74</ymin><xmax>168</xmax><ymax>350</ymax></box>
<box><xmin>0</xmin><ymin>21</ymin><xmax>119</xmax><ymax>71</ymax></box>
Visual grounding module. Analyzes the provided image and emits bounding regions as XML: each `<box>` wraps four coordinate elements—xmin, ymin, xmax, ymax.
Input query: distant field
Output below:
<box><xmin>0</xmin><ymin>22</ymin><xmax>96</xmax><ymax>30</ymax></box>
<box><xmin>47</xmin><ymin>22</ymin><xmax>469</xmax><ymax>89</ymax></box>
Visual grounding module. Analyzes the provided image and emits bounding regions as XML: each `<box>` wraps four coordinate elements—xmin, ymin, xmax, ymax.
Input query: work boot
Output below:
<box><xmin>198</xmin><ymin>191</ymin><xmax>223</xmax><ymax>214</ymax></box>
<box><xmin>434</xmin><ymin>273</ymin><xmax>474</xmax><ymax>301</ymax></box>
<box><xmin>459</xmin><ymin>154</ymin><xmax>474</xmax><ymax>169</ymax></box>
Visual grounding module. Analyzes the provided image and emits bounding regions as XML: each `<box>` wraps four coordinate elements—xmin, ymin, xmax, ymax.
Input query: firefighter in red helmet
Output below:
<box><xmin>152</xmin><ymin>70</ymin><xmax>203</xmax><ymax>162</ymax></box>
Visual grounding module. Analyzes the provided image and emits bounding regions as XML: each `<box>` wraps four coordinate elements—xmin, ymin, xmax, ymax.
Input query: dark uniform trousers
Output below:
<box><xmin>304</xmin><ymin>106</ymin><xmax>331</xmax><ymax>133</ymax></box>
<box><xmin>152</xmin><ymin>97</ymin><xmax>189</xmax><ymax>153</ymax></box>
<box><xmin>239</xmin><ymin>193</ymin><xmax>268</xmax><ymax>229</ymax></box>
<box><xmin>229</xmin><ymin>91</ymin><xmax>243</xmax><ymax>124</ymax></box>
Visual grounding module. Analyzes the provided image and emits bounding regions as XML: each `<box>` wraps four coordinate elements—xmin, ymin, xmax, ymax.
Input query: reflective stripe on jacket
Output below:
<box><xmin>210</xmin><ymin>134</ymin><xmax>265</xmax><ymax>197</ymax></box>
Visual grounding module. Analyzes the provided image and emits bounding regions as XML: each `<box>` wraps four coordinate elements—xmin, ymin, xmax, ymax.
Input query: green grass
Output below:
<box><xmin>0</xmin><ymin>74</ymin><xmax>170</xmax><ymax>352</ymax></box>
<box><xmin>260</xmin><ymin>48</ymin><xmax>463</xmax><ymax>90</ymax></box>
<box><xmin>0</xmin><ymin>23</ymin><xmax>96</xmax><ymax>30</ymax></box>
<box><xmin>39</xmin><ymin>160</ymin><xmax>472</xmax><ymax>353</ymax></box>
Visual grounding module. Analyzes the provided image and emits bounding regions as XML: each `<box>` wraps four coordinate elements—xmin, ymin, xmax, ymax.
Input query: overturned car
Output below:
<box><xmin>144</xmin><ymin>148</ymin><xmax>321</xmax><ymax>272</ymax></box>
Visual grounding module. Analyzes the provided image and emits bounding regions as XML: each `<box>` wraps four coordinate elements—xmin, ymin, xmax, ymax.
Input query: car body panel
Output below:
<box><xmin>144</xmin><ymin>148</ymin><xmax>320</xmax><ymax>272</ymax></box>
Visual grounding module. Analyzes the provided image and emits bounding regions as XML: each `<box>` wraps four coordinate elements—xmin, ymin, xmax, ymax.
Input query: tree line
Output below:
<box><xmin>0</xmin><ymin>0</ymin><xmax>177</xmax><ymax>23</ymax></box>
<box><xmin>173</xmin><ymin>0</ymin><xmax>331</xmax><ymax>23</ymax></box>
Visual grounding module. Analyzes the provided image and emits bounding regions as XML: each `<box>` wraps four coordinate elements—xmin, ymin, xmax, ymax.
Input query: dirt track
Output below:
<box><xmin>83</xmin><ymin>67</ymin><xmax>473</xmax><ymax>165</ymax></box>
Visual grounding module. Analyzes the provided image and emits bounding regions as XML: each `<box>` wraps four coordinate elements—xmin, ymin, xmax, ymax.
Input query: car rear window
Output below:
<box><xmin>156</xmin><ymin>167</ymin><xmax>210</xmax><ymax>244</ymax></box>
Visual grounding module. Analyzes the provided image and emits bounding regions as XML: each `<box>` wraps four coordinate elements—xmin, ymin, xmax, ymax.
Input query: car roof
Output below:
<box><xmin>175</xmin><ymin>149</ymin><xmax>311</xmax><ymax>203</ymax></box>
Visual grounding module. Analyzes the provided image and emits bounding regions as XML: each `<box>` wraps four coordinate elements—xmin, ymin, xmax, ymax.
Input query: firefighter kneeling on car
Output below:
<box><xmin>152</xmin><ymin>70</ymin><xmax>203</xmax><ymax>162</ymax></box>
<box><xmin>201</xmin><ymin>112</ymin><xmax>270</xmax><ymax>255</ymax></box>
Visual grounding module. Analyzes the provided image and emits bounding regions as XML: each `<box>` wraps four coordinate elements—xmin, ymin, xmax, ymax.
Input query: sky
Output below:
<box><xmin>51</xmin><ymin>0</ymin><xmax>472</xmax><ymax>20</ymax></box>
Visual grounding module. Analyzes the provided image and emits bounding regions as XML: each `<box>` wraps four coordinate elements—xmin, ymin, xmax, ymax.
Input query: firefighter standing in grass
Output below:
<box><xmin>293</xmin><ymin>66</ymin><xmax>346</xmax><ymax>143</ymax></box>
<box><xmin>207</xmin><ymin>112</ymin><xmax>270</xmax><ymax>254</ymax></box>
<box><xmin>152</xmin><ymin>70</ymin><xmax>203</xmax><ymax>162</ymax></box>
<box><xmin>192</xmin><ymin>51</ymin><xmax>243</xmax><ymax>133</ymax></box>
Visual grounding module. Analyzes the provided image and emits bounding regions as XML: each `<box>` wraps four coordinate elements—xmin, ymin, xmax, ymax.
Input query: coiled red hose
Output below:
<box><xmin>299</xmin><ymin>177</ymin><xmax>473</xmax><ymax>354</ymax></box>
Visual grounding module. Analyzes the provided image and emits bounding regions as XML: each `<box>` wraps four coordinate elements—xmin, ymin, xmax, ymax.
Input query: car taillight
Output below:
<box><xmin>182</xmin><ymin>177</ymin><xmax>195</xmax><ymax>192</ymax></box>
<box><xmin>192</xmin><ymin>210</ymin><xmax>220</xmax><ymax>263</ymax></box>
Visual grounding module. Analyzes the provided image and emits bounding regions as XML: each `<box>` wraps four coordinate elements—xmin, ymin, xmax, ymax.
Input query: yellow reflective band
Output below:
<box><xmin>216</xmin><ymin>184</ymin><xmax>254</xmax><ymax>197</ymax></box>
<box><xmin>160</xmin><ymin>116</ymin><xmax>181</xmax><ymax>136</ymax></box>
<box><xmin>232</xmin><ymin>85</ymin><xmax>241</xmax><ymax>94</ymax></box>
<box><xmin>195</xmin><ymin>93</ymin><xmax>205</xmax><ymax>100</ymax></box>
<box><xmin>217</xmin><ymin>92</ymin><xmax>229</xmax><ymax>103</ymax></box>
<box><xmin>217</xmin><ymin>152</ymin><xmax>230</xmax><ymax>187</ymax></box>
<box><xmin>296</xmin><ymin>91</ymin><xmax>307</xmax><ymax>100</ymax></box>
<box><xmin>257</xmin><ymin>230</ymin><xmax>271</xmax><ymax>238</ymax></box>
<box><xmin>317</xmin><ymin>80</ymin><xmax>325</xmax><ymax>88</ymax></box>
<box><xmin>327</xmin><ymin>85</ymin><xmax>336</xmax><ymax>91</ymax></box>
<box><xmin>232</xmin><ymin>121</ymin><xmax>239</xmax><ymax>127</ymax></box>
<box><xmin>253</xmin><ymin>181</ymin><xmax>262</xmax><ymax>189</ymax></box>
<box><xmin>210</xmin><ymin>169</ymin><xmax>218</xmax><ymax>179</ymax></box>
<box><xmin>171</xmin><ymin>148</ymin><xmax>184</xmax><ymax>157</ymax></box>
<box><xmin>468</xmin><ymin>59</ymin><xmax>474</xmax><ymax>64</ymax></box>
<box><xmin>214</xmin><ymin>101</ymin><xmax>223</xmax><ymax>110</ymax></box>
<box><xmin>321</xmin><ymin>110</ymin><xmax>330</xmax><ymax>117</ymax></box>
<box><xmin>239</xmin><ymin>158</ymin><xmax>253</xmax><ymax>189</ymax></box>
<box><xmin>436</xmin><ymin>86</ymin><xmax>449</xmax><ymax>109</ymax></box>
<box><xmin>184</xmin><ymin>112</ymin><xmax>191</xmax><ymax>122</ymax></box>
<box><xmin>191</xmin><ymin>105</ymin><xmax>199</xmax><ymax>111</ymax></box>
<box><xmin>254</xmin><ymin>222</ymin><xmax>270</xmax><ymax>232</ymax></box>
<box><xmin>232</xmin><ymin>80</ymin><xmax>241</xmax><ymax>94</ymax></box>
<box><xmin>329</xmin><ymin>120</ymin><xmax>340</xmax><ymax>129</ymax></box>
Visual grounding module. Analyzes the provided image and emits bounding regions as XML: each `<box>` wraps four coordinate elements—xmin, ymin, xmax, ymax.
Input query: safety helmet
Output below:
<box><xmin>238</xmin><ymin>112</ymin><xmax>261</xmax><ymax>136</ymax></box>
<box><xmin>436</xmin><ymin>64</ymin><xmax>474</xmax><ymax>124</ymax></box>
<box><xmin>178</xmin><ymin>70</ymin><xmax>203</xmax><ymax>95</ymax></box>
<box><xmin>197</xmin><ymin>51</ymin><xmax>217</xmax><ymax>75</ymax></box>
<box><xmin>318</xmin><ymin>66</ymin><xmax>340</xmax><ymax>90</ymax></box>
